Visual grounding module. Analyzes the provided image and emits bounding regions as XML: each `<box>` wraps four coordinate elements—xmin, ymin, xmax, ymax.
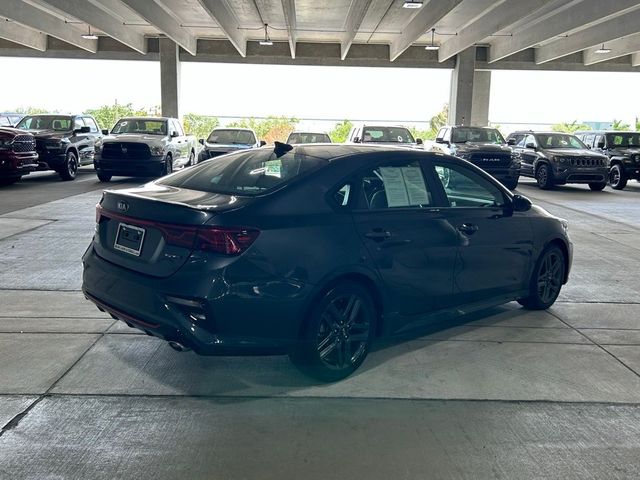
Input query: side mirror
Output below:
<box><xmin>171</xmin><ymin>131</ymin><xmax>179</xmax><ymax>138</ymax></box>
<box><xmin>507</xmin><ymin>138</ymin><xmax>516</xmax><ymax>146</ymax></box>
<box><xmin>597</xmin><ymin>141</ymin><xmax>605</xmax><ymax>149</ymax></box>
<box><xmin>511</xmin><ymin>194</ymin><xmax>532</xmax><ymax>212</ymax></box>
<box><xmin>101</xmin><ymin>129</ymin><xmax>109</xmax><ymax>135</ymax></box>
<box><xmin>74</xmin><ymin>126</ymin><xmax>91</xmax><ymax>134</ymax></box>
<box><xmin>525</xmin><ymin>142</ymin><xmax>536</xmax><ymax>150</ymax></box>
<box><xmin>198</xmin><ymin>138</ymin><xmax>205</xmax><ymax>145</ymax></box>
<box><xmin>353</xmin><ymin>137</ymin><xmax>361</xmax><ymax>143</ymax></box>
<box><xmin>416</xmin><ymin>138</ymin><xmax>423</xmax><ymax>145</ymax></box>
<box><xmin>260</xmin><ymin>140</ymin><xmax>267</xmax><ymax>147</ymax></box>
<box><xmin>435</xmin><ymin>137</ymin><xmax>444</xmax><ymax>143</ymax></box>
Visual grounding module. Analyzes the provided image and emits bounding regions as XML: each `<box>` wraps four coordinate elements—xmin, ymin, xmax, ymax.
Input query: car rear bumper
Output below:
<box><xmin>94</xmin><ymin>155</ymin><xmax>166</xmax><ymax>177</ymax></box>
<box><xmin>82</xmin><ymin>245</ymin><xmax>310</xmax><ymax>355</ymax></box>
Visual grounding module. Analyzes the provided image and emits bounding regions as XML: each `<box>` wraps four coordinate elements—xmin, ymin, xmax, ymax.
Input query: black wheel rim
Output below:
<box><xmin>316</xmin><ymin>294</ymin><xmax>371</xmax><ymax>370</ymax></box>
<box><xmin>536</xmin><ymin>251</ymin><xmax>563</xmax><ymax>303</ymax></box>
<box><xmin>537</xmin><ymin>166</ymin><xmax>547</xmax><ymax>185</ymax></box>
<box><xmin>610</xmin><ymin>167</ymin><xmax>620</xmax><ymax>186</ymax></box>
<box><xmin>68</xmin><ymin>155</ymin><xmax>77</xmax><ymax>176</ymax></box>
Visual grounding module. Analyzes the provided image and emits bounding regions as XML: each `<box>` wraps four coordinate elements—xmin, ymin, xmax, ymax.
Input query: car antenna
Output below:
<box><xmin>274</xmin><ymin>141</ymin><xmax>293</xmax><ymax>157</ymax></box>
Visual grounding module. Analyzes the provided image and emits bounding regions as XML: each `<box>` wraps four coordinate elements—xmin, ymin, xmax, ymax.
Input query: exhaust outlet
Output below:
<box><xmin>168</xmin><ymin>341</ymin><xmax>191</xmax><ymax>352</ymax></box>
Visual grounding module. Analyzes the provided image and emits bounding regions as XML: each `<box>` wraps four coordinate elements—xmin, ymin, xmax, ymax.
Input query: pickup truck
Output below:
<box><xmin>15</xmin><ymin>114</ymin><xmax>102</xmax><ymax>180</ymax></box>
<box><xmin>0</xmin><ymin>127</ymin><xmax>38</xmax><ymax>185</ymax></box>
<box><xmin>94</xmin><ymin>117</ymin><xmax>197</xmax><ymax>182</ymax></box>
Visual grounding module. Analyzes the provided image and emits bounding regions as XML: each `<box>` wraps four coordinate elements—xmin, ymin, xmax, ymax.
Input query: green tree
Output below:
<box><xmin>429</xmin><ymin>104</ymin><xmax>449</xmax><ymax>133</ymax></box>
<box><xmin>85</xmin><ymin>103</ymin><xmax>150</xmax><ymax>131</ymax></box>
<box><xmin>228</xmin><ymin>116</ymin><xmax>298</xmax><ymax>144</ymax></box>
<box><xmin>329</xmin><ymin>120</ymin><xmax>353</xmax><ymax>143</ymax></box>
<box><xmin>14</xmin><ymin>106</ymin><xmax>49</xmax><ymax>115</ymax></box>
<box><xmin>183</xmin><ymin>113</ymin><xmax>219</xmax><ymax>140</ymax></box>
<box><xmin>611</xmin><ymin>119</ymin><xmax>630</xmax><ymax>131</ymax></box>
<box><xmin>551</xmin><ymin>120</ymin><xmax>589</xmax><ymax>133</ymax></box>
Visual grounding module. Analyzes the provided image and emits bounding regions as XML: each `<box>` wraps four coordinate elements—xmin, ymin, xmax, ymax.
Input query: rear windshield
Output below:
<box><xmin>16</xmin><ymin>115</ymin><xmax>72</xmax><ymax>131</ymax></box>
<box><xmin>362</xmin><ymin>127</ymin><xmax>415</xmax><ymax>144</ymax></box>
<box><xmin>451</xmin><ymin>127</ymin><xmax>505</xmax><ymax>144</ymax></box>
<box><xmin>287</xmin><ymin>133</ymin><xmax>331</xmax><ymax>144</ymax></box>
<box><xmin>112</xmin><ymin>119</ymin><xmax>167</xmax><ymax>135</ymax></box>
<box><xmin>157</xmin><ymin>148</ymin><xmax>326</xmax><ymax>196</ymax></box>
<box><xmin>207</xmin><ymin>129</ymin><xmax>257</xmax><ymax>145</ymax></box>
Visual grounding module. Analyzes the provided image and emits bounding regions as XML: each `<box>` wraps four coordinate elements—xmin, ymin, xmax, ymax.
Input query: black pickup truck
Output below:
<box><xmin>575</xmin><ymin>130</ymin><xmax>640</xmax><ymax>190</ymax></box>
<box><xmin>431</xmin><ymin>126</ymin><xmax>520</xmax><ymax>189</ymax></box>
<box><xmin>15</xmin><ymin>114</ymin><xmax>102</xmax><ymax>180</ymax></box>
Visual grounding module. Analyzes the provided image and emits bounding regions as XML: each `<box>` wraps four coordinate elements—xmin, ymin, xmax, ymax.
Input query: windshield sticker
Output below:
<box><xmin>264</xmin><ymin>160</ymin><xmax>282</xmax><ymax>178</ymax></box>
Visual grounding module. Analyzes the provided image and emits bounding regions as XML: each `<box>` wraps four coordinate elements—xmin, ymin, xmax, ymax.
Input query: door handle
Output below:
<box><xmin>457</xmin><ymin>223</ymin><xmax>479</xmax><ymax>235</ymax></box>
<box><xmin>364</xmin><ymin>230</ymin><xmax>392</xmax><ymax>241</ymax></box>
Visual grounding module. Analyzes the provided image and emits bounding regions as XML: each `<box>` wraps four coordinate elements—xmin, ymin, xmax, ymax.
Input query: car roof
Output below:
<box><xmin>278</xmin><ymin>143</ymin><xmax>427</xmax><ymax>161</ymax></box>
<box><xmin>212</xmin><ymin>127</ymin><xmax>254</xmax><ymax>131</ymax></box>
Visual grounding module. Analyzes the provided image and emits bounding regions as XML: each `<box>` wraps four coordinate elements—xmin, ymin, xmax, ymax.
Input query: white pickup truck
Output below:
<box><xmin>94</xmin><ymin>117</ymin><xmax>197</xmax><ymax>182</ymax></box>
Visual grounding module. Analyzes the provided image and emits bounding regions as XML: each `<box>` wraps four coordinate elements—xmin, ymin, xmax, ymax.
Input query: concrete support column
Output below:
<box><xmin>160</xmin><ymin>37</ymin><xmax>180</xmax><ymax>118</ymax></box>
<box><xmin>448</xmin><ymin>47</ymin><xmax>491</xmax><ymax>126</ymax></box>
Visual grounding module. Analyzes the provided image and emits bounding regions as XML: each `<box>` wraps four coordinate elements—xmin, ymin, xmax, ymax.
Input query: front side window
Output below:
<box><xmin>523</xmin><ymin>134</ymin><xmax>537</xmax><ymax>148</ymax></box>
<box><xmin>359</xmin><ymin>161</ymin><xmax>432</xmax><ymax>210</ymax></box>
<box><xmin>207</xmin><ymin>129</ymin><xmax>257</xmax><ymax>145</ymax></box>
<box><xmin>158</xmin><ymin>149</ymin><xmax>326</xmax><ymax>196</ymax></box>
<box><xmin>16</xmin><ymin>115</ymin><xmax>72</xmax><ymax>131</ymax></box>
<box><xmin>535</xmin><ymin>133</ymin><xmax>586</xmax><ymax>149</ymax></box>
<box><xmin>83</xmin><ymin>117</ymin><xmax>99</xmax><ymax>133</ymax></box>
<box><xmin>433</xmin><ymin>162</ymin><xmax>505</xmax><ymax>208</ymax></box>
<box><xmin>451</xmin><ymin>127</ymin><xmax>505</xmax><ymax>144</ymax></box>
<box><xmin>361</xmin><ymin>127</ymin><xmax>415</xmax><ymax>144</ymax></box>
<box><xmin>73</xmin><ymin>118</ymin><xmax>85</xmax><ymax>130</ymax></box>
<box><xmin>112</xmin><ymin>119</ymin><xmax>167</xmax><ymax>135</ymax></box>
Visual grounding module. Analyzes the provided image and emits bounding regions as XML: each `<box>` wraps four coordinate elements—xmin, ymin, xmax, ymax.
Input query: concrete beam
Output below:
<box><xmin>120</xmin><ymin>0</ymin><xmax>197</xmax><ymax>55</ymax></box>
<box><xmin>340</xmin><ymin>0</ymin><xmax>372</xmax><ymax>60</ymax></box>
<box><xmin>0</xmin><ymin>21</ymin><xmax>46</xmax><ymax>51</ymax></box>
<box><xmin>583</xmin><ymin>33</ymin><xmax>640</xmax><ymax>66</ymax></box>
<box><xmin>438</xmin><ymin>0</ymin><xmax>551</xmax><ymax>62</ymax></box>
<box><xmin>471</xmin><ymin>70</ymin><xmax>491</xmax><ymax>127</ymax></box>
<box><xmin>160</xmin><ymin>38</ymin><xmax>180</xmax><ymax>119</ymax></box>
<box><xmin>633</xmin><ymin>52</ymin><xmax>640</xmax><ymax>67</ymax></box>
<box><xmin>0</xmin><ymin>0</ymin><xmax>97</xmax><ymax>53</ymax></box>
<box><xmin>196</xmin><ymin>0</ymin><xmax>246</xmax><ymax>57</ymax></box>
<box><xmin>39</xmin><ymin>0</ymin><xmax>147</xmax><ymax>54</ymax></box>
<box><xmin>488</xmin><ymin>0</ymin><xmax>640</xmax><ymax>63</ymax></box>
<box><xmin>281</xmin><ymin>0</ymin><xmax>297</xmax><ymax>59</ymax></box>
<box><xmin>449</xmin><ymin>48</ymin><xmax>476</xmax><ymax>126</ymax></box>
<box><xmin>389</xmin><ymin>0</ymin><xmax>463</xmax><ymax>62</ymax></box>
<box><xmin>536</xmin><ymin>8</ymin><xmax>640</xmax><ymax>64</ymax></box>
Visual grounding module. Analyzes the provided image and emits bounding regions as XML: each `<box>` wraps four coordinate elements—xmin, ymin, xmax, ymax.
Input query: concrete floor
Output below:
<box><xmin>1</xmin><ymin>170</ymin><xmax>640</xmax><ymax>479</ymax></box>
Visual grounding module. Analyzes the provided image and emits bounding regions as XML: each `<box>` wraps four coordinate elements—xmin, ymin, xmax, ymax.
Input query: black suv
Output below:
<box><xmin>432</xmin><ymin>126</ymin><xmax>519</xmax><ymax>189</ymax></box>
<box><xmin>15</xmin><ymin>114</ymin><xmax>102</xmax><ymax>181</ymax></box>
<box><xmin>506</xmin><ymin>131</ymin><xmax>608</xmax><ymax>190</ymax></box>
<box><xmin>575</xmin><ymin>130</ymin><xmax>640</xmax><ymax>190</ymax></box>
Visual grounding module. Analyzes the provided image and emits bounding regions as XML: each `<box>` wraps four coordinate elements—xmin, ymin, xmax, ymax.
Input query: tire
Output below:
<box><xmin>97</xmin><ymin>171</ymin><xmax>112</xmax><ymax>182</ymax></box>
<box><xmin>162</xmin><ymin>155</ymin><xmax>173</xmax><ymax>176</ymax></box>
<box><xmin>609</xmin><ymin>164</ymin><xmax>627</xmax><ymax>190</ymax></box>
<box><xmin>588</xmin><ymin>182</ymin><xmax>606</xmax><ymax>191</ymax></box>
<box><xmin>188</xmin><ymin>150</ymin><xmax>195</xmax><ymax>166</ymax></box>
<box><xmin>535</xmin><ymin>164</ymin><xmax>553</xmax><ymax>190</ymax></box>
<box><xmin>503</xmin><ymin>179</ymin><xmax>519</xmax><ymax>190</ymax></box>
<box><xmin>290</xmin><ymin>282</ymin><xmax>376</xmax><ymax>382</ymax></box>
<box><xmin>518</xmin><ymin>245</ymin><xmax>565</xmax><ymax>310</ymax></box>
<box><xmin>0</xmin><ymin>177</ymin><xmax>20</xmax><ymax>186</ymax></box>
<box><xmin>59</xmin><ymin>150</ymin><xmax>78</xmax><ymax>181</ymax></box>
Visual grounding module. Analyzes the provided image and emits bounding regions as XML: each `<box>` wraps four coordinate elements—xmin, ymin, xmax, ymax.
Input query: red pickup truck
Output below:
<box><xmin>0</xmin><ymin>127</ymin><xmax>38</xmax><ymax>185</ymax></box>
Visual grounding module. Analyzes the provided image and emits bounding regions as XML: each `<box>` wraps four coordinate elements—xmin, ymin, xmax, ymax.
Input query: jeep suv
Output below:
<box><xmin>506</xmin><ymin>131</ymin><xmax>608</xmax><ymax>190</ymax></box>
<box><xmin>15</xmin><ymin>114</ymin><xmax>102</xmax><ymax>181</ymax></box>
<box><xmin>346</xmin><ymin>124</ymin><xmax>423</xmax><ymax>148</ymax></box>
<box><xmin>0</xmin><ymin>127</ymin><xmax>38</xmax><ymax>185</ymax></box>
<box><xmin>431</xmin><ymin>126</ymin><xmax>519</xmax><ymax>189</ymax></box>
<box><xmin>575</xmin><ymin>130</ymin><xmax>640</xmax><ymax>190</ymax></box>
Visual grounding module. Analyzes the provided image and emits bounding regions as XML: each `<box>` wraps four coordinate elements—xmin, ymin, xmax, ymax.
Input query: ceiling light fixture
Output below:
<box><xmin>425</xmin><ymin>28</ymin><xmax>439</xmax><ymax>51</ymax></box>
<box><xmin>403</xmin><ymin>1</ymin><xmax>424</xmax><ymax>8</ymax></box>
<box><xmin>81</xmin><ymin>25</ymin><xmax>98</xmax><ymax>40</ymax></box>
<box><xmin>595</xmin><ymin>43</ymin><xmax>611</xmax><ymax>54</ymax></box>
<box><xmin>259</xmin><ymin>23</ymin><xmax>273</xmax><ymax>46</ymax></box>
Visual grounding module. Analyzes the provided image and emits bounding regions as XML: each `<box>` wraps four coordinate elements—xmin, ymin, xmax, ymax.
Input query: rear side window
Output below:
<box><xmin>359</xmin><ymin>161</ymin><xmax>433</xmax><ymax>209</ymax></box>
<box><xmin>158</xmin><ymin>149</ymin><xmax>326</xmax><ymax>196</ymax></box>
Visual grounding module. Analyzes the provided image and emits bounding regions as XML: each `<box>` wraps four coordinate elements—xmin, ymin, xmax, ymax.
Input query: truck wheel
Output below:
<box><xmin>163</xmin><ymin>155</ymin><xmax>173</xmax><ymax>176</ymax></box>
<box><xmin>535</xmin><ymin>164</ymin><xmax>553</xmax><ymax>190</ymax></box>
<box><xmin>59</xmin><ymin>151</ymin><xmax>78</xmax><ymax>181</ymax></box>
<box><xmin>0</xmin><ymin>177</ymin><xmax>20</xmax><ymax>186</ymax></box>
<box><xmin>609</xmin><ymin>164</ymin><xmax>627</xmax><ymax>190</ymax></box>
<box><xmin>97</xmin><ymin>171</ymin><xmax>112</xmax><ymax>182</ymax></box>
<box><xmin>588</xmin><ymin>182</ymin><xmax>606</xmax><ymax>191</ymax></box>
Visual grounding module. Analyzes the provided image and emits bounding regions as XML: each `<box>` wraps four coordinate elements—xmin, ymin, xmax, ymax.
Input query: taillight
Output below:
<box><xmin>95</xmin><ymin>203</ymin><xmax>102</xmax><ymax>223</ymax></box>
<box><xmin>195</xmin><ymin>227</ymin><xmax>260</xmax><ymax>255</ymax></box>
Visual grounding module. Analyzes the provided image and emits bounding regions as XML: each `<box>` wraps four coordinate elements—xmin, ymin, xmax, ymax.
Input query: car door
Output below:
<box><xmin>83</xmin><ymin>116</ymin><xmax>102</xmax><ymax>163</ymax></box>
<box><xmin>72</xmin><ymin>117</ymin><xmax>94</xmax><ymax>165</ymax></box>
<box><xmin>171</xmin><ymin>120</ymin><xmax>188</xmax><ymax>160</ymax></box>
<box><xmin>428</xmin><ymin>159</ymin><xmax>534</xmax><ymax>304</ymax></box>
<box><xmin>350</xmin><ymin>157</ymin><xmax>459</xmax><ymax>318</ymax></box>
<box><xmin>518</xmin><ymin>134</ymin><xmax>538</xmax><ymax>176</ymax></box>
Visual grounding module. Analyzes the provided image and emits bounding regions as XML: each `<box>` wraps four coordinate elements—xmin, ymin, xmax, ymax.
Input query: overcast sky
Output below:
<box><xmin>1</xmin><ymin>57</ymin><xmax>639</xmax><ymax>131</ymax></box>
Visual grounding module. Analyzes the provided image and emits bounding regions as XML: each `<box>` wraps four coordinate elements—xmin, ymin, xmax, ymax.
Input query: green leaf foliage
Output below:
<box><xmin>550</xmin><ymin>120</ymin><xmax>590</xmax><ymax>133</ymax></box>
<box><xmin>329</xmin><ymin>120</ymin><xmax>353</xmax><ymax>143</ymax></box>
<box><xmin>227</xmin><ymin>116</ymin><xmax>298</xmax><ymax>144</ymax></box>
<box><xmin>84</xmin><ymin>103</ymin><xmax>150</xmax><ymax>131</ymax></box>
<box><xmin>183</xmin><ymin>113</ymin><xmax>220</xmax><ymax>140</ymax></box>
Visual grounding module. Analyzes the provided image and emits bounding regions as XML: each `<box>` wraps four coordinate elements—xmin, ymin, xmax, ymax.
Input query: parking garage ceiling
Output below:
<box><xmin>1</xmin><ymin>0</ymin><xmax>640</xmax><ymax>71</ymax></box>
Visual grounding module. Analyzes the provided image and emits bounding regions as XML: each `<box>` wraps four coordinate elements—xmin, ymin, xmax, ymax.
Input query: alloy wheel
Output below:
<box><xmin>536</xmin><ymin>250</ymin><xmax>563</xmax><ymax>304</ymax></box>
